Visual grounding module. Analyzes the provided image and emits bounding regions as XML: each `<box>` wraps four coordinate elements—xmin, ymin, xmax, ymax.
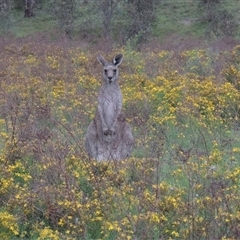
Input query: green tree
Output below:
<box><xmin>0</xmin><ymin>0</ymin><xmax>13</xmax><ymax>34</ymax></box>
<box><xmin>51</xmin><ymin>0</ymin><xmax>76</xmax><ymax>36</ymax></box>
<box><xmin>123</xmin><ymin>0</ymin><xmax>157</xmax><ymax>45</ymax></box>
<box><xmin>97</xmin><ymin>0</ymin><xmax>122</xmax><ymax>39</ymax></box>
<box><xmin>198</xmin><ymin>0</ymin><xmax>238</xmax><ymax>37</ymax></box>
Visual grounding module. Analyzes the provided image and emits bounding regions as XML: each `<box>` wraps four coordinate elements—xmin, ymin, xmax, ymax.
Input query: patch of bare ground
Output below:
<box><xmin>141</xmin><ymin>35</ymin><xmax>240</xmax><ymax>53</ymax></box>
<box><xmin>1</xmin><ymin>32</ymin><xmax>240</xmax><ymax>55</ymax></box>
<box><xmin>0</xmin><ymin>31</ymin><xmax>89</xmax><ymax>51</ymax></box>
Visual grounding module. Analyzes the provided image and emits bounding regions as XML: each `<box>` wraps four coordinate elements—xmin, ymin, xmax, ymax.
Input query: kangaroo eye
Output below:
<box><xmin>104</xmin><ymin>69</ymin><xmax>108</xmax><ymax>74</ymax></box>
<box><xmin>113</xmin><ymin>69</ymin><xmax>117</xmax><ymax>74</ymax></box>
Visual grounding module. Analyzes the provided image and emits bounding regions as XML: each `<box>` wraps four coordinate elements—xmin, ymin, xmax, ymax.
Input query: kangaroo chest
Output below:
<box><xmin>98</xmin><ymin>86</ymin><xmax>122</xmax><ymax>127</ymax></box>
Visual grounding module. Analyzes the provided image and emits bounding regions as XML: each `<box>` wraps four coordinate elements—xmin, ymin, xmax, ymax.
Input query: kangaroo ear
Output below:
<box><xmin>113</xmin><ymin>54</ymin><xmax>123</xmax><ymax>66</ymax></box>
<box><xmin>97</xmin><ymin>54</ymin><xmax>108</xmax><ymax>66</ymax></box>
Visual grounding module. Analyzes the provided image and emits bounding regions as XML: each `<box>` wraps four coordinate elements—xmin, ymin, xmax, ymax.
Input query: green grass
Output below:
<box><xmin>153</xmin><ymin>1</ymin><xmax>200</xmax><ymax>38</ymax></box>
<box><xmin>0</xmin><ymin>10</ymin><xmax>56</xmax><ymax>38</ymax></box>
<box><xmin>152</xmin><ymin>0</ymin><xmax>240</xmax><ymax>39</ymax></box>
<box><xmin>0</xmin><ymin>40</ymin><xmax>240</xmax><ymax>239</ymax></box>
<box><xmin>1</xmin><ymin>0</ymin><xmax>240</xmax><ymax>42</ymax></box>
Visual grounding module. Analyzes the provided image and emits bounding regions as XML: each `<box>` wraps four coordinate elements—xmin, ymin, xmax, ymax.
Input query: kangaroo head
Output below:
<box><xmin>97</xmin><ymin>54</ymin><xmax>123</xmax><ymax>84</ymax></box>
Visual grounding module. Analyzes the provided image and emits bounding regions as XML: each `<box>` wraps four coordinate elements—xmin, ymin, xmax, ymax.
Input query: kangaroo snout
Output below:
<box><xmin>108</xmin><ymin>76</ymin><xmax>113</xmax><ymax>84</ymax></box>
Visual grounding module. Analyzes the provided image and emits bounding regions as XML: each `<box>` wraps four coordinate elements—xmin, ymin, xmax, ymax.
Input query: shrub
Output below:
<box><xmin>0</xmin><ymin>41</ymin><xmax>239</xmax><ymax>239</ymax></box>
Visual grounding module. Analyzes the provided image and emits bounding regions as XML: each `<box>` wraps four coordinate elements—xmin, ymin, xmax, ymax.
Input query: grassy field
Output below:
<box><xmin>1</xmin><ymin>1</ymin><xmax>240</xmax><ymax>43</ymax></box>
<box><xmin>154</xmin><ymin>1</ymin><xmax>240</xmax><ymax>38</ymax></box>
<box><xmin>0</xmin><ymin>1</ymin><xmax>240</xmax><ymax>239</ymax></box>
<box><xmin>0</xmin><ymin>40</ymin><xmax>240</xmax><ymax>239</ymax></box>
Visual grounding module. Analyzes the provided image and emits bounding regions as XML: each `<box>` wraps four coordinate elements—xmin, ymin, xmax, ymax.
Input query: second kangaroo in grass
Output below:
<box><xmin>85</xmin><ymin>54</ymin><xmax>134</xmax><ymax>161</ymax></box>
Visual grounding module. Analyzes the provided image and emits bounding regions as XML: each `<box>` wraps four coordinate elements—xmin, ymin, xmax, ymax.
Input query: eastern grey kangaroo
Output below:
<box><xmin>85</xmin><ymin>54</ymin><xmax>134</xmax><ymax>161</ymax></box>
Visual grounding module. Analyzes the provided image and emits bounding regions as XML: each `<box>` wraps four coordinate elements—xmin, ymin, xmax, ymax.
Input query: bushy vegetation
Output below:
<box><xmin>1</xmin><ymin>0</ymin><xmax>240</xmax><ymax>43</ymax></box>
<box><xmin>0</xmin><ymin>41</ymin><xmax>240</xmax><ymax>239</ymax></box>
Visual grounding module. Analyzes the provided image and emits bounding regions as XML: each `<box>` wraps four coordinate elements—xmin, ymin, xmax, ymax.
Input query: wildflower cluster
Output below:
<box><xmin>0</xmin><ymin>42</ymin><xmax>239</xmax><ymax>239</ymax></box>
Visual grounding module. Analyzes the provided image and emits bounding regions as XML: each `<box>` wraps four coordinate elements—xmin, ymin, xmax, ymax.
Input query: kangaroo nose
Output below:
<box><xmin>108</xmin><ymin>76</ymin><xmax>113</xmax><ymax>84</ymax></box>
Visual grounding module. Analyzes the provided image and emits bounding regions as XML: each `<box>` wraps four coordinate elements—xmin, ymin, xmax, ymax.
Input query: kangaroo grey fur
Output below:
<box><xmin>85</xmin><ymin>54</ymin><xmax>134</xmax><ymax>161</ymax></box>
